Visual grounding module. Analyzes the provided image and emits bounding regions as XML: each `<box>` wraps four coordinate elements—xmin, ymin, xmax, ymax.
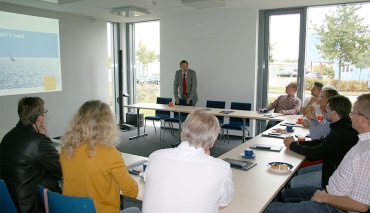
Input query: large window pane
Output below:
<box><xmin>268</xmin><ymin>14</ymin><xmax>301</xmax><ymax>104</ymax></box>
<box><xmin>134</xmin><ymin>21</ymin><xmax>160</xmax><ymax>117</ymax></box>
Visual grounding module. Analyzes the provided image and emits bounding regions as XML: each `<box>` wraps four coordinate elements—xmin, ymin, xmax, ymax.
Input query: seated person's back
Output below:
<box><xmin>143</xmin><ymin>109</ymin><xmax>234</xmax><ymax>213</ymax></box>
<box><xmin>60</xmin><ymin>100</ymin><xmax>139</xmax><ymax>213</ymax></box>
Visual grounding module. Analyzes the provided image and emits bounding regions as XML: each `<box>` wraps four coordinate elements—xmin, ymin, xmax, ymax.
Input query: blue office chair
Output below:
<box><xmin>38</xmin><ymin>185</ymin><xmax>96</xmax><ymax>213</ymax></box>
<box><xmin>144</xmin><ymin>97</ymin><xmax>172</xmax><ymax>138</ymax></box>
<box><xmin>162</xmin><ymin>99</ymin><xmax>192</xmax><ymax>140</ymax></box>
<box><xmin>0</xmin><ymin>179</ymin><xmax>18</xmax><ymax>213</ymax></box>
<box><xmin>221</xmin><ymin>102</ymin><xmax>251</xmax><ymax>143</ymax></box>
<box><xmin>206</xmin><ymin>100</ymin><xmax>226</xmax><ymax>125</ymax></box>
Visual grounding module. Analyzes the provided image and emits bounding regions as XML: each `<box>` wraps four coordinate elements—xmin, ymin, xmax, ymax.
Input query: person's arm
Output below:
<box><xmin>302</xmin><ymin>97</ymin><xmax>318</xmax><ymax>115</ymax></box>
<box><xmin>188</xmin><ymin>70</ymin><xmax>197</xmax><ymax>101</ymax></box>
<box><xmin>308</xmin><ymin>119</ymin><xmax>331</xmax><ymax>140</ymax></box>
<box><xmin>265</xmin><ymin>96</ymin><xmax>280</xmax><ymax>111</ymax></box>
<box><xmin>173</xmin><ymin>71</ymin><xmax>180</xmax><ymax>100</ymax></box>
<box><xmin>284</xmin><ymin>98</ymin><xmax>302</xmax><ymax>115</ymax></box>
<box><xmin>37</xmin><ymin>136</ymin><xmax>62</xmax><ymax>179</ymax></box>
<box><xmin>110</xmin><ymin>149</ymin><xmax>138</xmax><ymax>198</ymax></box>
<box><xmin>218</xmin><ymin>168</ymin><xmax>234</xmax><ymax>209</ymax></box>
<box><xmin>312</xmin><ymin>190</ymin><xmax>370</xmax><ymax>212</ymax></box>
<box><xmin>289</xmin><ymin>138</ymin><xmax>328</xmax><ymax>160</ymax></box>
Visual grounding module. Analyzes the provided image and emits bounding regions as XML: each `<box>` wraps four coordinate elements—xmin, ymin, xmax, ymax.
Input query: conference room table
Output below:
<box><xmin>123</xmin><ymin>103</ymin><xmax>286</xmax><ymax>142</ymax></box>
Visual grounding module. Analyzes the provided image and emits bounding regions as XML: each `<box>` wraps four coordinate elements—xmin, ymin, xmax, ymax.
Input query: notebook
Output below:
<box><xmin>250</xmin><ymin>144</ymin><xmax>283</xmax><ymax>152</ymax></box>
<box><xmin>223</xmin><ymin>158</ymin><xmax>257</xmax><ymax>171</ymax></box>
<box><xmin>280</xmin><ymin>123</ymin><xmax>303</xmax><ymax>127</ymax></box>
<box><xmin>219</xmin><ymin>110</ymin><xmax>235</xmax><ymax>114</ymax></box>
<box><xmin>261</xmin><ymin>133</ymin><xmax>286</xmax><ymax>139</ymax></box>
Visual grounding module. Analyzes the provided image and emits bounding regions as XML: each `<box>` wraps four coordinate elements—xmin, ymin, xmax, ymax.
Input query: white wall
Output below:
<box><xmin>0</xmin><ymin>3</ymin><xmax>109</xmax><ymax>137</ymax></box>
<box><xmin>160</xmin><ymin>10</ymin><xmax>259</xmax><ymax>132</ymax></box>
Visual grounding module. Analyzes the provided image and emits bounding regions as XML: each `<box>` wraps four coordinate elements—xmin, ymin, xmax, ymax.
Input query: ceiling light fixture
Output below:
<box><xmin>181</xmin><ymin>0</ymin><xmax>226</xmax><ymax>9</ymax></box>
<box><xmin>40</xmin><ymin>0</ymin><xmax>81</xmax><ymax>4</ymax></box>
<box><xmin>110</xmin><ymin>6</ymin><xmax>150</xmax><ymax>17</ymax></box>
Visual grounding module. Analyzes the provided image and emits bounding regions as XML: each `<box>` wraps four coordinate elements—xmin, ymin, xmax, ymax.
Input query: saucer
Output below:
<box><xmin>240</xmin><ymin>153</ymin><xmax>256</xmax><ymax>159</ymax></box>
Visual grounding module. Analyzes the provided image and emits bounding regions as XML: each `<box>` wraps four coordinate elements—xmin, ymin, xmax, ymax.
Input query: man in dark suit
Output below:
<box><xmin>173</xmin><ymin>60</ymin><xmax>198</xmax><ymax>106</ymax></box>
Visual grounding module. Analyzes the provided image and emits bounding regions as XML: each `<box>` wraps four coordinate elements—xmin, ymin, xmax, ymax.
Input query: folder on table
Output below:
<box><xmin>250</xmin><ymin>144</ymin><xmax>283</xmax><ymax>152</ymax></box>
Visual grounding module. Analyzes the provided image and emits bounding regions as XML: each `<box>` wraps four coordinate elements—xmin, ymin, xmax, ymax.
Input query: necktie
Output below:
<box><xmin>182</xmin><ymin>74</ymin><xmax>187</xmax><ymax>95</ymax></box>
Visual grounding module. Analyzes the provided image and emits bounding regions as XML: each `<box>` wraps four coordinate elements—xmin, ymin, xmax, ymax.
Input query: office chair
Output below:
<box><xmin>143</xmin><ymin>97</ymin><xmax>172</xmax><ymax>139</ymax></box>
<box><xmin>162</xmin><ymin>99</ymin><xmax>192</xmax><ymax>140</ymax></box>
<box><xmin>0</xmin><ymin>179</ymin><xmax>18</xmax><ymax>213</ymax></box>
<box><xmin>206</xmin><ymin>100</ymin><xmax>226</xmax><ymax>125</ymax></box>
<box><xmin>38</xmin><ymin>185</ymin><xmax>96</xmax><ymax>213</ymax></box>
<box><xmin>221</xmin><ymin>102</ymin><xmax>251</xmax><ymax>143</ymax></box>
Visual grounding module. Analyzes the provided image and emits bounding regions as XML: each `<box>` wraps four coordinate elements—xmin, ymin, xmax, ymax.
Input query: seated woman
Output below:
<box><xmin>60</xmin><ymin>100</ymin><xmax>140</xmax><ymax>213</ymax></box>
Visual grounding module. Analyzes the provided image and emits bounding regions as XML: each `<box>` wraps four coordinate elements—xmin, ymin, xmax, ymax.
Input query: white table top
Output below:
<box><xmin>219</xmin><ymin>115</ymin><xmax>306</xmax><ymax>212</ymax></box>
<box><xmin>124</xmin><ymin>103</ymin><xmax>285</xmax><ymax>121</ymax></box>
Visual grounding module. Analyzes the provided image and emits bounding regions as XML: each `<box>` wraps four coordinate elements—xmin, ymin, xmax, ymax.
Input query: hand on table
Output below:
<box><xmin>186</xmin><ymin>98</ymin><xmax>192</xmax><ymax>105</ymax></box>
<box><xmin>279</xmin><ymin>110</ymin><xmax>286</xmax><ymax>115</ymax></box>
<box><xmin>283</xmin><ymin>136</ymin><xmax>295</xmax><ymax>148</ymax></box>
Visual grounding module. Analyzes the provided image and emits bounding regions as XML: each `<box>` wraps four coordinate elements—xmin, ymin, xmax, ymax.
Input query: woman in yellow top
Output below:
<box><xmin>60</xmin><ymin>100</ymin><xmax>141</xmax><ymax>213</ymax></box>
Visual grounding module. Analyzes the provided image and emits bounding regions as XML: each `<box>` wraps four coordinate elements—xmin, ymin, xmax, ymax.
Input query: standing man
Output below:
<box><xmin>301</xmin><ymin>81</ymin><xmax>323</xmax><ymax>116</ymax></box>
<box><xmin>261</xmin><ymin>82</ymin><xmax>301</xmax><ymax>129</ymax></box>
<box><xmin>173</xmin><ymin>60</ymin><xmax>198</xmax><ymax>106</ymax></box>
<box><xmin>0</xmin><ymin>97</ymin><xmax>62</xmax><ymax>213</ymax></box>
<box><xmin>264</xmin><ymin>93</ymin><xmax>370</xmax><ymax>213</ymax></box>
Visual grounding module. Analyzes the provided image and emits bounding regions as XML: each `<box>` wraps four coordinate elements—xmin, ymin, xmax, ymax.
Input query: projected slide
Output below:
<box><xmin>0</xmin><ymin>11</ymin><xmax>62</xmax><ymax>96</ymax></box>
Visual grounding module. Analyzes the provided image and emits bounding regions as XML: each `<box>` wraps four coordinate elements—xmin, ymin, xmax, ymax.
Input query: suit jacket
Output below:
<box><xmin>173</xmin><ymin>69</ymin><xmax>198</xmax><ymax>105</ymax></box>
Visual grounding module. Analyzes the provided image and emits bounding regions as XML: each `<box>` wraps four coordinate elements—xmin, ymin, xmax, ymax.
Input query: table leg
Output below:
<box><xmin>129</xmin><ymin>109</ymin><xmax>148</xmax><ymax>140</ymax></box>
<box><xmin>242</xmin><ymin>118</ymin><xmax>246</xmax><ymax>143</ymax></box>
<box><xmin>171</xmin><ymin>112</ymin><xmax>182</xmax><ymax>147</ymax></box>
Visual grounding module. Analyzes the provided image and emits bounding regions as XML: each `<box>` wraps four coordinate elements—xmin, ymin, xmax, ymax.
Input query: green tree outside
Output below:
<box><xmin>314</xmin><ymin>4</ymin><xmax>370</xmax><ymax>90</ymax></box>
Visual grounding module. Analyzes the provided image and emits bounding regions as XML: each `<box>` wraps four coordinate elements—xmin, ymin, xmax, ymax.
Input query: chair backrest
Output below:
<box><xmin>0</xmin><ymin>179</ymin><xmax>18</xmax><ymax>213</ymax></box>
<box><xmin>230</xmin><ymin>102</ymin><xmax>251</xmax><ymax>126</ymax></box>
<box><xmin>174</xmin><ymin>99</ymin><xmax>192</xmax><ymax>121</ymax></box>
<box><xmin>206</xmin><ymin>100</ymin><xmax>226</xmax><ymax>124</ymax></box>
<box><xmin>155</xmin><ymin>97</ymin><xmax>172</xmax><ymax>118</ymax></box>
<box><xmin>38</xmin><ymin>185</ymin><xmax>96</xmax><ymax>213</ymax></box>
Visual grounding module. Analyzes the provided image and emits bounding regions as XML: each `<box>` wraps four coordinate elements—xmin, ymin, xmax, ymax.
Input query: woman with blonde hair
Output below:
<box><xmin>60</xmin><ymin>100</ymin><xmax>140</xmax><ymax>213</ymax></box>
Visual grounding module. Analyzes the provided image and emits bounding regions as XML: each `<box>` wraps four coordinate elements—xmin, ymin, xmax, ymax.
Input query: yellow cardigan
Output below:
<box><xmin>60</xmin><ymin>144</ymin><xmax>138</xmax><ymax>213</ymax></box>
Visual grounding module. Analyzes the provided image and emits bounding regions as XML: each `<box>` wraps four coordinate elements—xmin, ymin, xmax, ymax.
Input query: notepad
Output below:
<box><xmin>223</xmin><ymin>158</ymin><xmax>257</xmax><ymax>171</ymax></box>
<box><xmin>261</xmin><ymin>133</ymin><xmax>286</xmax><ymax>139</ymax></box>
<box><xmin>250</xmin><ymin>144</ymin><xmax>283</xmax><ymax>152</ymax></box>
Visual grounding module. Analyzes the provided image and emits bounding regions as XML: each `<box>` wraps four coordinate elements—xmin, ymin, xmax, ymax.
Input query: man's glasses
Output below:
<box><xmin>44</xmin><ymin>110</ymin><xmax>48</xmax><ymax>114</ymax></box>
<box><xmin>350</xmin><ymin>111</ymin><xmax>369</xmax><ymax>120</ymax></box>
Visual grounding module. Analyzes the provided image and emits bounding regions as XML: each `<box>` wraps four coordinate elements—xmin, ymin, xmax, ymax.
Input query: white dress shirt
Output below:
<box><xmin>142</xmin><ymin>142</ymin><xmax>234</xmax><ymax>213</ymax></box>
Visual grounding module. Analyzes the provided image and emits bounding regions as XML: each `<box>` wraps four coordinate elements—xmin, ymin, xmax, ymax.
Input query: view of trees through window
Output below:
<box><xmin>268</xmin><ymin>3</ymin><xmax>370</xmax><ymax>105</ymax></box>
<box><xmin>134</xmin><ymin>21</ymin><xmax>160</xmax><ymax>117</ymax></box>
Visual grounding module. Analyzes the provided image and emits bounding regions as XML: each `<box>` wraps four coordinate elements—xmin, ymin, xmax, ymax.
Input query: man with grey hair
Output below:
<box><xmin>142</xmin><ymin>109</ymin><xmax>234</xmax><ymax>213</ymax></box>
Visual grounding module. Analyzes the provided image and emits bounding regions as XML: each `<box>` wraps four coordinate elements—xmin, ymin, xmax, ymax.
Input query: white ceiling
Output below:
<box><xmin>1</xmin><ymin>0</ymin><xmax>367</xmax><ymax>23</ymax></box>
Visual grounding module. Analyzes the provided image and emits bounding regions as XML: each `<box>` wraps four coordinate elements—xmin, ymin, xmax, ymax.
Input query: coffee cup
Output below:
<box><xmin>297</xmin><ymin>135</ymin><xmax>306</xmax><ymax>142</ymax></box>
<box><xmin>143</xmin><ymin>162</ymin><xmax>148</xmax><ymax>171</ymax></box>
<box><xmin>297</xmin><ymin>118</ymin><xmax>303</xmax><ymax>124</ymax></box>
<box><xmin>244</xmin><ymin>149</ymin><xmax>254</xmax><ymax>157</ymax></box>
<box><xmin>286</xmin><ymin>126</ymin><xmax>294</xmax><ymax>132</ymax></box>
<box><xmin>168</xmin><ymin>102</ymin><xmax>174</xmax><ymax>107</ymax></box>
<box><xmin>317</xmin><ymin>115</ymin><xmax>323</xmax><ymax>122</ymax></box>
<box><xmin>263</xmin><ymin>109</ymin><xmax>269</xmax><ymax>113</ymax></box>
